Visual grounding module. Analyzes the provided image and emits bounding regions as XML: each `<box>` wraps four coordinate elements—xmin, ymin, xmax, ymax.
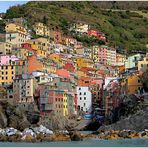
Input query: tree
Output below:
<box><xmin>43</xmin><ymin>16</ymin><xmax>48</xmax><ymax>25</ymax></box>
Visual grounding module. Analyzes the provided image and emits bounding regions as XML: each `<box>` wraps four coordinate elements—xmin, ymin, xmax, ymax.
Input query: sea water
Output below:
<box><xmin>0</xmin><ymin>138</ymin><xmax>148</xmax><ymax>147</ymax></box>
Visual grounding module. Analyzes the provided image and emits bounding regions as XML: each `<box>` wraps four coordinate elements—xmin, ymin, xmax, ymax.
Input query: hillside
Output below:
<box><xmin>3</xmin><ymin>1</ymin><xmax>148</xmax><ymax>53</ymax></box>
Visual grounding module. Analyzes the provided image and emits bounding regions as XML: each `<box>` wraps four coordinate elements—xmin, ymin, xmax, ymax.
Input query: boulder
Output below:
<box><xmin>32</xmin><ymin>125</ymin><xmax>53</xmax><ymax>135</ymax></box>
<box><xmin>22</xmin><ymin>128</ymin><xmax>36</xmax><ymax>137</ymax></box>
<box><xmin>5</xmin><ymin>127</ymin><xmax>17</xmax><ymax>136</ymax></box>
<box><xmin>69</xmin><ymin>131</ymin><xmax>82</xmax><ymax>141</ymax></box>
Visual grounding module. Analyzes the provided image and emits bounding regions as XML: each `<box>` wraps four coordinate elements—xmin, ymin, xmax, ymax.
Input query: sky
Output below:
<box><xmin>0</xmin><ymin>1</ymin><xmax>28</xmax><ymax>13</ymax></box>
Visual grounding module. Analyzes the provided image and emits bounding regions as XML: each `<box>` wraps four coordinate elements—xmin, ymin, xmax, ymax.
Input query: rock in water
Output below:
<box><xmin>69</xmin><ymin>131</ymin><xmax>82</xmax><ymax>141</ymax></box>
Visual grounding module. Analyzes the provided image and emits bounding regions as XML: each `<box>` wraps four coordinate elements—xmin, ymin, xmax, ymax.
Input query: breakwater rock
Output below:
<box><xmin>0</xmin><ymin>126</ymin><xmax>148</xmax><ymax>142</ymax></box>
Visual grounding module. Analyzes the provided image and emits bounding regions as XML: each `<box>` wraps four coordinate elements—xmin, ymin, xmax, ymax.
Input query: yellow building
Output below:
<box><xmin>28</xmin><ymin>37</ymin><xmax>50</xmax><ymax>54</ymax></box>
<box><xmin>138</xmin><ymin>56</ymin><xmax>148</xmax><ymax>72</ymax></box>
<box><xmin>33</xmin><ymin>22</ymin><xmax>50</xmax><ymax>37</ymax></box>
<box><xmin>37</xmin><ymin>49</ymin><xmax>47</xmax><ymax>58</ymax></box>
<box><xmin>76</xmin><ymin>57</ymin><xmax>91</xmax><ymax>69</ymax></box>
<box><xmin>48</xmin><ymin>53</ymin><xmax>61</xmax><ymax>64</ymax></box>
<box><xmin>127</xmin><ymin>75</ymin><xmax>142</xmax><ymax>94</ymax></box>
<box><xmin>5</xmin><ymin>23</ymin><xmax>27</xmax><ymax>34</ymax></box>
<box><xmin>63</xmin><ymin>93</ymin><xmax>68</xmax><ymax>116</ymax></box>
<box><xmin>92</xmin><ymin>46</ymin><xmax>99</xmax><ymax>63</ymax></box>
<box><xmin>0</xmin><ymin>42</ymin><xmax>12</xmax><ymax>55</ymax></box>
<box><xmin>76</xmin><ymin>57</ymin><xmax>86</xmax><ymax>68</ymax></box>
<box><xmin>0</xmin><ymin>65</ymin><xmax>15</xmax><ymax>85</ymax></box>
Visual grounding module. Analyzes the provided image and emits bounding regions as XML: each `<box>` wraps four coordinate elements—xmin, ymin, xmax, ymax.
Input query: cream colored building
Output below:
<box><xmin>33</xmin><ymin>22</ymin><xmax>50</xmax><ymax>37</ymax></box>
<box><xmin>69</xmin><ymin>22</ymin><xmax>90</xmax><ymax>34</ymax></box>
<box><xmin>5</xmin><ymin>23</ymin><xmax>30</xmax><ymax>47</ymax></box>
<box><xmin>0</xmin><ymin>42</ymin><xmax>12</xmax><ymax>55</ymax></box>
<box><xmin>138</xmin><ymin>56</ymin><xmax>148</xmax><ymax>72</ymax></box>
<box><xmin>116</xmin><ymin>53</ymin><xmax>126</xmax><ymax>66</ymax></box>
<box><xmin>6</xmin><ymin>32</ymin><xmax>29</xmax><ymax>47</ymax></box>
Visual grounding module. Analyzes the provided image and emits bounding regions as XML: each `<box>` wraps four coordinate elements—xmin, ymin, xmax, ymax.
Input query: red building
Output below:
<box><xmin>87</xmin><ymin>29</ymin><xmax>106</xmax><ymax>41</ymax></box>
<box><xmin>63</xmin><ymin>63</ymin><xmax>75</xmax><ymax>73</ymax></box>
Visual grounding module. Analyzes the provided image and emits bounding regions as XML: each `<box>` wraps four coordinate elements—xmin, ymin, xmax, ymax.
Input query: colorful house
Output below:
<box><xmin>87</xmin><ymin>29</ymin><xmax>106</xmax><ymax>41</ymax></box>
<box><xmin>125</xmin><ymin>54</ymin><xmax>144</xmax><ymax>70</ymax></box>
<box><xmin>76</xmin><ymin>86</ymin><xmax>92</xmax><ymax>113</ymax></box>
<box><xmin>116</xmin><ymin>53</ymin><xmax>125</xmax><ymax>66</ymax></box>
<box><xmin>69</xmin><ymin>22</ymin><xmax>90</xmax><ymax>34</ymax></box>
<box><xmin>0</xmin><ymin>65</ymin><xmax>15</xmax><ymax>85</ymax></box>
<box><xmin>13</xmin><ymin>74</ymin><xmax>36</xmax><ymax>110</ymax></box>
<box><xmin>0</xmin><ymin>42</ymin><xmax>12</xmax><ymax>55</ymax></box>
<box><xmin>27</xmin><ymin>55</ymin><xmax>44</xmax><ymax>74</ymax></box>
<box><xmin>127</xmin><ymin>74</ymin><xmax>143</xmax><ymax>94</ymax></box>
<box><xmin>138</xmin><ymin>56</ymin><xmax>148</xmax><ymax>72</ymax></box>
<box><xmin>33</xmin><ymin>22</ymin><xmax>50</xmax><ymax>37</ymax></box>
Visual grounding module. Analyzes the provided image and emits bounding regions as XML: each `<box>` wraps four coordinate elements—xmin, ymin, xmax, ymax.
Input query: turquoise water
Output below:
<box><xmin>0</xmin><ymin>138</ymin><xmax>148</xmax><ymax>147</ymax></box>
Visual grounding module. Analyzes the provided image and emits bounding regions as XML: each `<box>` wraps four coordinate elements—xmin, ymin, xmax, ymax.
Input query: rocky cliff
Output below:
<box><xmin>98</xmin><ymin>107</ymin><xmax>148</xmax><ymax>132</ymax></box>
<box><xmin>0</xmin><ymin>100</ymin><xmax>39</xmax><ymax>131</ymax></box>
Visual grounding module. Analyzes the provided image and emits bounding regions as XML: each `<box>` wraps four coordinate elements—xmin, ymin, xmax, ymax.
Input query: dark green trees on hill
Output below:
<box><xmin>3</xmin><ymin>1</ymin><xmax>148</xmax><ymax>52</ymax></box>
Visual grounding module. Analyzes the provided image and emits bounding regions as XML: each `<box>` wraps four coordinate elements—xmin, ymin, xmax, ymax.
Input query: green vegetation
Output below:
<box><xmin>74</xmin><ymin>34</ymin><xmax>105</xmax><ymax>47</ymax></box>
<box><xmin>3</xmin><ymin>1</ymin><xmax>148</xmax><ymax>53</ymax></box>
<box><xmin>0</xmin><ymin>20</ymin><xmax>5</xmax><ymax>33</ymax></box>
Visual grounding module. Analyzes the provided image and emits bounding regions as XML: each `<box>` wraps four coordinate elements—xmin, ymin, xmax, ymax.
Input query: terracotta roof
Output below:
<box><xmin>56</xmin><ymin>69</ymin><xmax>70</xmax><ymax>78</ymax></box>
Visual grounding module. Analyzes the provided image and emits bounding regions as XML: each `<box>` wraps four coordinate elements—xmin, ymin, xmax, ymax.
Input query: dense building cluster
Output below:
<box><xmin>0</xmin><ymin>18</ymin><xmax>147</xmax><ymax>122</ymax></box>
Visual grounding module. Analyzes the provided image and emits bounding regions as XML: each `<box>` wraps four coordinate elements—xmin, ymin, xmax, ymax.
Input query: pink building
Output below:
<box><xmin>98</xmin><ymin>46</ymin><xmax>116</xmax><ymax>66</ymax></box>
<box><xmin>0</xmin><ymin>55</ymin><xmax>19</xmax><ymax>65</ymax></box>
<box><xmin>98</xmin><ymin>46</ymin><xmax>108</xmax><ymax>65</ymax></box>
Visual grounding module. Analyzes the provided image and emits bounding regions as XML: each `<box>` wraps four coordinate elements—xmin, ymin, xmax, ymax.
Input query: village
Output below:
<box><xmin>0</xmin><ymin>17</ymin><xmax>148</xmax><ymax>131</ymax></box>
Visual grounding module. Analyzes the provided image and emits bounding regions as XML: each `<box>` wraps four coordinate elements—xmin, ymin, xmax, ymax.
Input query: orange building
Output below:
<box><xmin>78</xmin><ymin>76</ymin><xmax>91</xmax><ymax>86</ymax></box>
<box><xmin>27</xmin><ymin>55</ymin><xmax>44</xmax><ymax>74</ymax></box>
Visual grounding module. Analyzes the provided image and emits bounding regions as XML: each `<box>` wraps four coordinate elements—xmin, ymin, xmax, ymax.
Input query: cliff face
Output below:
<box><xmin>0</xmin><ymin>101</ymin><xmax>39</xmax><ymax>131</ymax></box>
<box><xmin>98</xmin><ymin>108</ymin><xmax>148</xmax><ymax>132</ymax></box>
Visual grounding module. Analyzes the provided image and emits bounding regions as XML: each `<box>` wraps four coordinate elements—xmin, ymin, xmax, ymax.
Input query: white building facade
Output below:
<box><xmin>76</xmin><ymin>86</ymin><xmax>92</xmax><ymax>113</ymax></box>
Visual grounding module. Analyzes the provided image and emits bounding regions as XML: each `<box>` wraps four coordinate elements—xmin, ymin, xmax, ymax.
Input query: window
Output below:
<box><xmin>79</xmin><ymin>87</ymin><xmax>81</xmax><ymax>90</ymax></box>
<box><xmin>138</xmin><ymin>80</ymin><xmax>141</xmax><ymax>83</ymax></box>
<box><xmin>2</xmin><ymin>72</ymin><xmax>4</xmax><ymax>75</ymax></box>
<box><xmin>79</xmin><ymin>92</ymin><xmax>82</xmax><ymax>95</ymax></box>
<box><xmin>1</xmin><ymin>66</ymin><xmax>3</xmax><ymax>69</ymax></box>
<box><xmin>141</xmin><ymin>64</ymin><xmax>143</xmax><ymax>67</ymax></box>
<box><xmin>2</xmin><ymin>77</ymin><xmax>4</xmax><ymax>80</ymax></box>
<box><xmin>80</xmin><ymin>97</ymin><xmax>82</xmax><ymax>100</ymax></box>
<box><xmin>84</xmin><ymin>97</ymin><xmax>86</xmax><ymax>100</ymax></box>
<box><xmin>84</xmin><ymin>92</ymin><xmax>86</xmax><ymax>95</ymax></box>
<box><xmin>84</xmin><ymin>103</ymin><xmax>86</xmax><ymax>107</ymax></box>
<box><xmin>6</xmin><ymin>66</ymin><xmax>8</xmax><ymax>69</ymax></box>
<box><xmin>6</xmin><ymin>77</ymin><xmax>8</xmax><ymax>80</ymax></box>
